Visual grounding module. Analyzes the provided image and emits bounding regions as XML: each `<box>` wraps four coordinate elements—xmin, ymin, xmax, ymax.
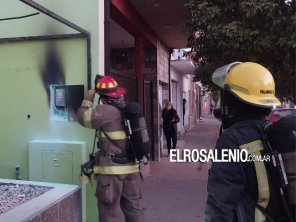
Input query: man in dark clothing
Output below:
<box><xmin>203</xmin><ymin>62</ymin><xmax>286</xmax><ymax>222</ymax></box>
<box><xmin>162</xmin><ymin>101</ymin><xmax>180</xmax><ymax>156</ymax></box>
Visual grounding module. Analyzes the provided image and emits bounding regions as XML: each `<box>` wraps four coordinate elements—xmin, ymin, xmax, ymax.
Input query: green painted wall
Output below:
<box><xmin>0</xmin><ymin>0</ymin><xmax>99</xmax><ymax>77</ymax></box>
<box><xmin>0</xmin><ymin>1</ymin><xmax>100</xmax><ymax>221</ymax></box>
<box><xmin>0</xmin><ymin>39</ymin><xmax>89</xmax><ymax>174</ymax></box>
<box><xmin>34</xmin><ymin>0</ymin><xmax>100</xmax><ymax>75</ymax></box>
<box><xmin>0</xmin><ymin>39</ymin><xmax>98</xmax><ymax>221</ymax></box>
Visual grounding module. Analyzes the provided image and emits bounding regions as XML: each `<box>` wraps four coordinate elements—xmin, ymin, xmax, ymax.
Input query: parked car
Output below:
<box><xmin>268</xmin><ymin>108</ymin><xmax>296</xmax><ymax>123</ymax></box>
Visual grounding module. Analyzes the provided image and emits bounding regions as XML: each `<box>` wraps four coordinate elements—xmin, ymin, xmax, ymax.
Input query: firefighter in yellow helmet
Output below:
<box><xmin>77</xmin><ymin>76</ymin><xmax>144</xmax><ymax>222</ymax></box>
<box><xmin>203</xmin><ymin>62</ymin><xmax>288</xmax><ymax>222</ymax></box>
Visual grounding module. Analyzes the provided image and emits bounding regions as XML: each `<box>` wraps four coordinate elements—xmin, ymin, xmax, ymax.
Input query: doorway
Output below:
<box><xmin>144</xmin><ymin>80</ymin><xmax>154</xmax><ymax>160</ymax></box>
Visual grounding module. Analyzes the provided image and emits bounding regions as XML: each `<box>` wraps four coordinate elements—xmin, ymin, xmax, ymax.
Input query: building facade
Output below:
<box><xmin>0</xmin><ymin>0</ymin><xmax>200</xmax><ymax>221</ymax></box>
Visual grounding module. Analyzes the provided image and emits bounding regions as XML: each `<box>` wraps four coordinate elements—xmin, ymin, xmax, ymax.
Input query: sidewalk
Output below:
<box><xmin>143</xmin><ymin>115</ymin><xmax>220</xmax><ymax>222</ymax></box>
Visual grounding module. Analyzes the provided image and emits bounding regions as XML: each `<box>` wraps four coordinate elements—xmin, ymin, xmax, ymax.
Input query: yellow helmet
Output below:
<box><xmin>212</xmin><ymin>62</ymin><xmax>281</xmax><ymax>108</ymax></box>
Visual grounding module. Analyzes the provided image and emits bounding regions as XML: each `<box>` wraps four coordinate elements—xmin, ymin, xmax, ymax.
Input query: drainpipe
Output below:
<box><xmin>104</xmin><ymin>0</ymin><xmax>111</xmax><ymax>74</ymax></box>
<box><xmin>294</xmin><ymin>70</ymin><xmax>296</xmax><ymax>103</ymax></box>
<box><xmin>168</xmin><ymin>48</ymin><xmax>173</xmax><ymax>101</ymax></box>
<box><xmin>135</xmin><ymin>36</ymin><xmax>144</xmax><ymax>107</ymax></box>
<box><xmin>86</xmin><ymin>36</ymin><xmax>92</xmax><ymax>89</ymax></box>
<box><xmin>19</xmin><ymin>0</ymin><xmax>92</xmax><ymax>89</ymax></box>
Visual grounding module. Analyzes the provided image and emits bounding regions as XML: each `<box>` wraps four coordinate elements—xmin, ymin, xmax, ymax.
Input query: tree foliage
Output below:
<box><xmin>185</xmin><ymin>0</ymin><xmax>296</xmax><ymax>99</ymax></box>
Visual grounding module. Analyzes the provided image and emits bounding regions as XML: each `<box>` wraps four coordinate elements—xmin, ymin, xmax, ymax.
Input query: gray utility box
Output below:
<box><xmin>50</xmin><ymin>85</ymin><xmax>84</xmax><ymax>121</ymax></box>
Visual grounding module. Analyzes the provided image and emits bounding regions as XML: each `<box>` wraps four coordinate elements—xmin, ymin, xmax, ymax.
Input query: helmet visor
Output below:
<box><xmin>212</xmin><ymin>62</ymin><xmax>241</xmax><ymax>88</ymax></box>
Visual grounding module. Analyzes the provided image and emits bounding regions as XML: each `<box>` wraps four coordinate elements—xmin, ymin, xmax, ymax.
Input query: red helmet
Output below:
<box><xmin>95</xmin><ymin>75</ymin><xmax>126</xmax><ymax>98</ymax></box>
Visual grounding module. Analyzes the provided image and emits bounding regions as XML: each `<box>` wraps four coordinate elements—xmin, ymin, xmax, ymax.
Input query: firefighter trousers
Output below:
<box><xmin>95</xmin><ymin>172</ymin><xmax>144</xmax><ymax>222</ymax></box>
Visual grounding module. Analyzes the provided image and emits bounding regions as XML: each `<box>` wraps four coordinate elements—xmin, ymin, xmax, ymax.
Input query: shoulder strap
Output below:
<box><xmin>253</xmin><ymin>122</ymin><xmax>273</xmax><ymax>152</ymax></box>
<box><xmin>100</xmin><ymin>129</ymin><xmax>123</xmax><ymax>150</ymax></box>
<box><xmin>92</xmin><ymin>130</ymin><xmax>98</xmax><ymax>154</ymax></box>
<box><xmin>98</xmin><ymin>101</ymin><xmax>127</xmax><ymax>150</ymax></box>
<box><xmin>250</xmin><ymin>123</ymin><xmax>295</xmax><ymax>222</ymax></box>
<box><xmin>230</xmin><ymin>121</ymin><xmax>275</xmax><ymax>221</ymax></box>
<box><xmin>244</xmin><ymin>193</ymin><xmax>275</xmax><ymax>222</ymax></box>
<box><xmin>101</xmin><ymin>102</ymin><xmax>139</xmax><ymax>162</ymax></box>
<box><xmin>230</xmin><ymin>120</ymin><xmax>271</xmax><ymax>150</ymax></box>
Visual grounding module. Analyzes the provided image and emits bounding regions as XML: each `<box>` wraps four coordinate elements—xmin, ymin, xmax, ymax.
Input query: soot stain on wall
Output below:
<box><xmin>40</xmin><ymin>42</ymin><xmax>65</xmax><ymax>105</ymax></box>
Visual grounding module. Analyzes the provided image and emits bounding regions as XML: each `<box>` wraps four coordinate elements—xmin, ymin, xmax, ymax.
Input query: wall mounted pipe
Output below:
<box><xmin>104</xmin><ymin>0</ymin><xmax>111</xmax><ymax>74</ymax></box>
<box><xmin>0</xmin><ymin>33</ymin><xmax>86</xmax><ymax>43</ymax></box>
<box><xmin>168</xmin><ymin>48</ymin><xmax>173</xmax><ymax>101</ymax></box>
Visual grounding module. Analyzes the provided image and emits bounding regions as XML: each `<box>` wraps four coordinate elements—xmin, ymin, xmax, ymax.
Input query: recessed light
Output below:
<box><xmin>164</xmin><ymin>25</ymin><xmax>173</xmax><ymax>29</ymax></box>
<box><xmin>152</xmin><ymin>3</ymin><xmax>160</xmax><ymax>7</ymax></box>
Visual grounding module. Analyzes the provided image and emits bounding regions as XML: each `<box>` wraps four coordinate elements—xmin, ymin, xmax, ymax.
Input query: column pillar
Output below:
<box><xmin>135</xmin><ymin>36</ymin><xmax>144</xmax><ymax>107</ymax></box>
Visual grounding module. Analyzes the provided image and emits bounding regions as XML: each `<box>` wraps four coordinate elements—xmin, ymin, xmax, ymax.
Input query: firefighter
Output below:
<box><xmin>203</xmin><ymin>62</ymin><xmax>285</xmax><ymax>222</ymax></box>
<box><xmin>77</xmin><ymin>76</ymin><xmax>144</xmax><ymax>222</ymax></box>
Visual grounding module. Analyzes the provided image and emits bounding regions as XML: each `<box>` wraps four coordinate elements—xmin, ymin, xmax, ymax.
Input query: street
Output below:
<box><xmin>144</xmin><ymin>115</ymin><xmax>220</xmax><ymax>222</ymax></box>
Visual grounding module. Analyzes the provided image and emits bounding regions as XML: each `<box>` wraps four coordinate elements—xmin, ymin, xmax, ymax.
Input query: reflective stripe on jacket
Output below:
<box><xmin>203</xmin><ymin>119</ymin><xmax>281</xmax><ymax>222</ymax></box>
<box><xmin>239</xmin><ymin>140</ymin><xmax>270</xmax><ymax>222</ymax></box>
<box><xmin>99</xmin><ymin>130</ymin><xmax>127</xmax><ymax>140</ymax></box>
<box><xmin>77</xmin><ymin>100</ymin><xmax>137</xmax><ymax>172</ymax></box>
<box><xmin>93</xmin><ymin>165</ymin><xmax>139</xmax><ymax>175</ymax></box>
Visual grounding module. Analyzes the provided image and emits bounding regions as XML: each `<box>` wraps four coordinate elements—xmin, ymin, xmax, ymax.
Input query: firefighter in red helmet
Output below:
<box><xmin>77</xmin><ymin>75</ymin><xmax>145</xmax><ymax>222</ymax></box>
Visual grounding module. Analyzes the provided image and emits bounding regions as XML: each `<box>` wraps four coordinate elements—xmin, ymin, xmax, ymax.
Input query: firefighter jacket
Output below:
<box><xmin>203</xmin><ymin>119</ymin><xmax>283</xmax><ymax>222</ymax></box>
<box><xmin>77</xmin><ymin>100</ymin><xmax>139</xmax><ymax>175</ymax></box>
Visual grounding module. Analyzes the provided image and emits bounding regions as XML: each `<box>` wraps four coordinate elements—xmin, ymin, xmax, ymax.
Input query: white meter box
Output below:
<box><xmin>50</xmin><ymin>85</ymin><xmax>84</xmax><ymax>121</ymax></box>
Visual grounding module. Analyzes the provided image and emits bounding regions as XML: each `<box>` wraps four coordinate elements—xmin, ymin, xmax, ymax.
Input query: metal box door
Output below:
<box><xmin>42</xmin><ymin>151</ymin><xmax>73</xmax><ymax>184</ymax></box>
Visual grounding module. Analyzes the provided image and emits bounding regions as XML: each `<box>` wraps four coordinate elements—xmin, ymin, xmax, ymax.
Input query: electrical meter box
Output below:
<box><xmin>50</xmin><ymin>85</ymin><xmax>84</xmax><ymax>121</ymax></box>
